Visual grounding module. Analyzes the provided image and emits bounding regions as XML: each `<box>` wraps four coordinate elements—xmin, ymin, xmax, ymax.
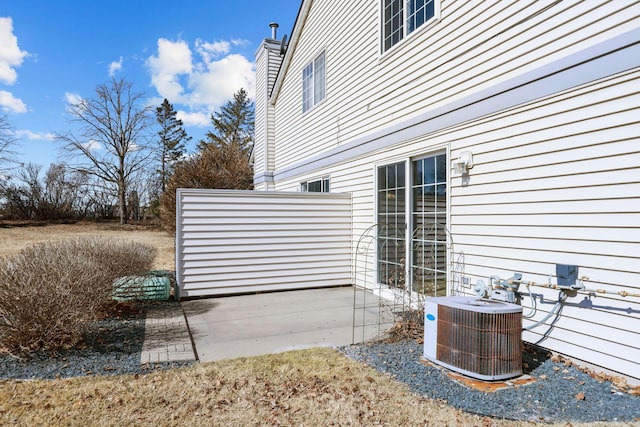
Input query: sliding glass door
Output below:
<box><xmin>376</xmin><ymin>153</ymin><xmax>447</xmax><ymax>296</ymax></box>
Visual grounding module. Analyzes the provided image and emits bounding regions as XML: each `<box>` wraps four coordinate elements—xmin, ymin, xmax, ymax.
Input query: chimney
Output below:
<box><xmin>269</xmin><ymin>22</ymin><xmax>279</xmax><ymax>40</ymax></box>
<box><xmin>255</xmin><ymin>25</ymin><xmax>285</xmax><ymax>191</ymax></box>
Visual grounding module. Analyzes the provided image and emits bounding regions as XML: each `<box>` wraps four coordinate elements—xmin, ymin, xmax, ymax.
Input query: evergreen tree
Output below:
<box><xmin>155</xmin><ymin>99</ymin><xmax>190</xmax><ymax>192</ymax></box>
<box><xmin>198</xmin><ymin>88</ymin><xmax>254</xmax><ymax>158</ymax></box>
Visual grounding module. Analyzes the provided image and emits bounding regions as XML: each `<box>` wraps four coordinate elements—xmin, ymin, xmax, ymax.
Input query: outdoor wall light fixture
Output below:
<box><xmin>453</xmin><ymin>151</ymin><xmax>473</xmax><ymax>175</ymax></box>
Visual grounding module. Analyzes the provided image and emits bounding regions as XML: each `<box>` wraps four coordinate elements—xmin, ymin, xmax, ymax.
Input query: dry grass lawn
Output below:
<box><xmin>0</xmin><ymin>223</ymin><xmax>633</xmax><ymax>426</ymax></box>
<box><xmin>0</xmin><ymin>348</ymin><xmax>620</xmax><ymax>427</ymax></box>
<box><xmin>0</xmin><ymin>221</ymin><xmax>174</xmax><ymax>270</ymax></box>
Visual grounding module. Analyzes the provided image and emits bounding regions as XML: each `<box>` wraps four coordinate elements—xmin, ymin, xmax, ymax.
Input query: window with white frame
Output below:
<box><xmin>302</xmin><ymin>51</ymin><xmax>326</xmax><ymax>113</ymax></box>
<box><xmin>382</xmin><ymin>0</ymin><xmax>437</xmax><ymax>52</ymax></box>
<box><xmin>301</xmin><ymin>177</ymin><xmax>330</xmax><ymax>193</ymax></box>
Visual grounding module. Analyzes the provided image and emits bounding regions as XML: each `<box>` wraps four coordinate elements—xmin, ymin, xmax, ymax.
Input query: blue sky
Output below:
<box><xmin>0</xmin><ymin>0</ymin><xmax>298</xmax><ymax>169</ymax></box>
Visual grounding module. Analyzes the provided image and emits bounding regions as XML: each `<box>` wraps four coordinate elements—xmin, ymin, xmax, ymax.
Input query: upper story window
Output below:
<box><xmin>301</xmin><ymin>177</ymin><xmax>330</xmax><ymax>192</ymax></box>
<box><xmin>382</xmin><ymin>0</ymin><xmax>436</xmax><ymax>52</ymax></box>
<box><xmin>302</xmin><ymin>51</ymin><xmax>326</xmax><ymax>113</ymax></box>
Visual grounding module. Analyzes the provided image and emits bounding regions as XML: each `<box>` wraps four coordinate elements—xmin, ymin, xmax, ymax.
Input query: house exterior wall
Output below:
<box><xmin>255</xmin><ymin>1</ymin><xmax>640</xmax><ymax>380</ymax></box>
<box><xmin>272</xmin><ymin>67</ymin><xmax>640</xmax><ymax>381</ymax></box>
<box><xmin>175</xmin><ymin>189</ymin><xmax>352</xmax><ymax>298</ymax></box>
<box><xmin>449</xmin><ymin>69</ymin><xmax>640</xmax><ymax>381</ymax></box>
<box><xmin>271</xmin><ymin>0</ymin><xmax>640</xmax><ymax>173</ymax></box>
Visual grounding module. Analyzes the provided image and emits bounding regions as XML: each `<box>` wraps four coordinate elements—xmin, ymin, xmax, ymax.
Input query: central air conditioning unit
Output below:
<box><xmin>424</xmin><ymin>296</ymin><xmax>522</xmax><ymax>381</ymax></box>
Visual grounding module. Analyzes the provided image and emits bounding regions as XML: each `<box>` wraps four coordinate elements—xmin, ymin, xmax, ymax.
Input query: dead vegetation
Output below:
<box><xmin>0</xmin><ymin>223</ymin><xmax>635</xmax><ymax>425</ymax></box>
<box><xmin>0</xmin><ymin>348</ymin><xmax>568</xmax><ymax>427</ymax></box>
<box><xmin>0</xmin><ymin>221</ymin><xmax>174</xmax><ymax>270</ymax></box>
<box><xmin>386</xmin><ymin>308</ymin><xmax>426</xmax><ymax>343</ymax></box>
<box><xmin>0</xmin><ymin>236</ymin><xmax>156</xmax><ymax>357</ymax></box>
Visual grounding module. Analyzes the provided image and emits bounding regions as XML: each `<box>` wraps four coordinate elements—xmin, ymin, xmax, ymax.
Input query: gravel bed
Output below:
<box><xmin>0</xmin><ymin>301</ymin><xmax>192</xmax><ymax>381</ymax></box>
<box><xmin>340</xmin><ymin>339</ymin><xmax>640</xmax><ymax>423</ymax></box>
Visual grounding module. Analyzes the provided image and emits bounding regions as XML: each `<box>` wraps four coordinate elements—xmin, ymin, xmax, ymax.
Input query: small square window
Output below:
<box><xmin>382</xmin><ymin>0</ymin><xmax>437</xmax><ymax>52</ymax></box>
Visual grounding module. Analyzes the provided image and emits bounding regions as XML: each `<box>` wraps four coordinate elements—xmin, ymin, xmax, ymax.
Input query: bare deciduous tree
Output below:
<box><xmin>42</xmin><ymin>163</ymin><xmax>88</xmax><ymax>219</ymax></box>
<box><xmin>0</xmin><ymin>162</ymin><xmax>90</xmax><ymax>220</ymax></box>
<box><xmin>18</xmin><ymin>162</ymin><xmax>42</xmax><ymax>217</ymax></box>
<box><xmin>56</xmin><ymin>78</ymin><xmax>153</xmax><ymax>224</ymax></box>
<box><xmin>0</xmin><ymin>115</ymin><xmax>16</xmax><ymax>178</ymax></box>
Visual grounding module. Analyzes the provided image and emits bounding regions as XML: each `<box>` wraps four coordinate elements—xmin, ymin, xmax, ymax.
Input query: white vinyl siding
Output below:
<box><xmin>266</xmin><ymin>45</ymin><xmax>281</xmax><ymax>174</ymax></box>
<box><xmin>273</xmin><ymin>0</ymin><xmax>640</xmax><ymax>171</ymax></box>
<box><xmin>258</xmin><ymin>0</ymin><xmax>640</xmax><ymax>381</ymax></box>
<box><xmin>176</xmin><ymin>189</ymin><xmax>352</xmax><ymax>298</ymax></box>
<box><xmin>302</xmin><ymin>51</ymin><xmax>326</xmax><ymax>113</ymax></box>
<box><xmin>382</xmin><ymin>0</ymin><xmax>437</xmax><ymax>52</ymax></box>
<box><xmin>270</xmin><ymin>67</ymin><xmax>640</xmax><ymax>381</ymax></box>
<box><xmin>447</xmin><ymin>69</ymin><xmax>640</xmax><ymax>380</ymax></box>
<box><xmin>253</xmin><ymin>43</ymin><xmax>268</xmax><ymax>187</ymax></box>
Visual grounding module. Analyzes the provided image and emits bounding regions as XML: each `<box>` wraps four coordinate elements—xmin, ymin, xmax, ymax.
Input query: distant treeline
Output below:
<box><xmin>0</xmin><ymin>163</ymin><xmax>149</xmax><ymax>221</ymax></box>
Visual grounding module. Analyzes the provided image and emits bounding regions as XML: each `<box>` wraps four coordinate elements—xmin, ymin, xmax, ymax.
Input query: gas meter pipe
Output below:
<box><xmin>525</xmin><ymin>281</ymin><xmax>640</xmax><ymax>298</ymax></box>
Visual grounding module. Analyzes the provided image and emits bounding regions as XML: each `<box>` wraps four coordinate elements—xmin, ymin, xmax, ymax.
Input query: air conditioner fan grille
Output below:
<box><xmin>436</xmin><ymin>305</ymin><xmax>522</xmax><ymax>378</ymax></box>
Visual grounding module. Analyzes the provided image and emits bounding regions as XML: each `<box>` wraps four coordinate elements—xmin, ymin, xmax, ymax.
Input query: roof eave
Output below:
<box><xmin>270</xmin><ymin>0</ymin><xmax>312</xmax><ymax>105</ymax></box>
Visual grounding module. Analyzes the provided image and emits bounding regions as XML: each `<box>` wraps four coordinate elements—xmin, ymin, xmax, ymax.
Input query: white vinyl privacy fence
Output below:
<box><xmin>175</xmin><ymin>189</ymin><xmax>353</xmax><ymax>299</ymax></box>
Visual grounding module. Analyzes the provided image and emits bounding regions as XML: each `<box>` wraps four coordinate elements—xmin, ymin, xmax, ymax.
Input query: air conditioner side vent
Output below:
<box><xmin>424</xmin><ymin>296</ymin><xmax>523</xmax><ymax>381</ymax></box>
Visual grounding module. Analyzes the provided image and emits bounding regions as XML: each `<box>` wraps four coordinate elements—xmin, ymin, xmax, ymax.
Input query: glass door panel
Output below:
<box><xmin>376</xmin><ymin>161</ymin><xmax>406</xmax><ymax>289</ymax></box>
<box><xmin>411</xmin><ymin>154</ymin><xmax>447</xmax><ymax>296</ymax></box>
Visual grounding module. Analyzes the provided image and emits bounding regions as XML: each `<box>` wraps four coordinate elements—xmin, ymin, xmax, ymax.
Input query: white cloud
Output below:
<box><xmin>176</xmin><ymin>110</ymin><xmax>209</xmax><ymax>127</ymax></box>
<box><xmin>65</xmin><ymin>92</ymin><xmax>83</xmax><ymax>105</ymax></box>
<box><xmin>146</xmin><ymin>37</ymin><xmax>255</xmax><ymax>127</ymax></box>
<box><xmin>0</xmin><ymin>18</ymin><xmax>28</xmax><ymax>113</ymax></box>
<box><xmin>15</xmin><ymin>129</ymin><xmax>54</xmax><ymax>140</ymax></box>
<box><xmin>0</xmin><ymin>90</ymin><xmax>26</xmax><ymax>113</ymax></box>
<box><xmin>82</xmin><ymin>140</ymin><xmax>102</xmax><ymax>151</ymax></box>
<box><xmin>190</xmin><ymin>54</ymin><xmax>254</xmax><ymax>106</ymax></box>
<box><xmin>195</xmin><ymin>39</ymin><xmax>230</xmax><ymax>63</ymax></box>
<box><xmin>146</xmin><ymin>38</ymin><xmax>193</xmax><ymax>102</ymax></box>
<box><xmin>109</xmin><ymin>56</ymin><xmax>123</xmax><ymax>77</ymax></box>
<box><xmin>0</xmin><ymin>17</ymin><xmax>29</xmax><ymax>85</ymax></box>
<box><xmin>231</xmin><ymin>38</ymin><xmax>250</xmax><ymax>48</ymax></box>
<box><xmin>145</xmin><ymin>95</ymin><xmax>164</xmax><ymax>109</ymax></box>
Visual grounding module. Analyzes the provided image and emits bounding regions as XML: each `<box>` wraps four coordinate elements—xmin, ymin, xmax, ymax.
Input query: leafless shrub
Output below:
<box><xmin>0</xmin><ymin>237</ymin><xmax>156</xmax><ymax>357</ymax></box>
<box><xmin>76</xmin><ymin>237</ymin><xmax>158</xmax><ymax>286</ymax></box>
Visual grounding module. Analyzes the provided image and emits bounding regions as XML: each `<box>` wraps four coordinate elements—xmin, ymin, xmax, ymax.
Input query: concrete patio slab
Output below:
<box><xmin>181</xmin><ymin>286</ymin><xmax>395</xmax><ymax>362</ymax></box>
